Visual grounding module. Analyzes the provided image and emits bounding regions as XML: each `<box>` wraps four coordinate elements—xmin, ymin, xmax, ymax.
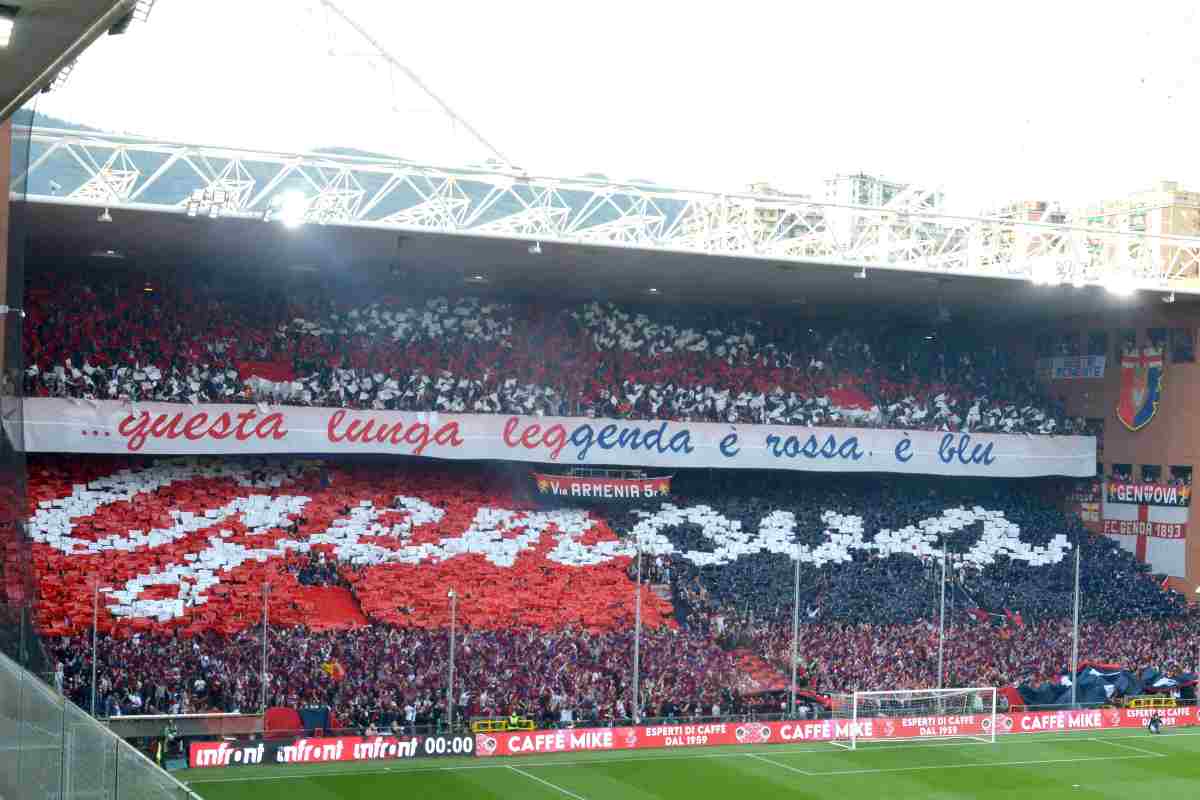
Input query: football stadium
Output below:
<box><xmin>5</xmin><ymin>3</ymin><xmax>1200</xmax><ymax>799</ymax></box>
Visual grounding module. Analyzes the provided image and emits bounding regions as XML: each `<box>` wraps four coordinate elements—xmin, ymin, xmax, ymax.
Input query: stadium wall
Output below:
<box><xmin>1042</xmin><ymin>310</ymin><xmax>1200</xmax><ymax>591</ymax></box>
<box><xmin>1</xmin><ymin>114</ymin><xmax>37</xmax><ymax>670</ymax></box>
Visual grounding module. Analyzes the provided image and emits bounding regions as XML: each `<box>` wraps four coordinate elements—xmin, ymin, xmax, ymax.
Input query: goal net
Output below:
<box><xmin>829</xmin><ymin>687</ymin><xmax>997</xmax><ymax>750</ymax></box>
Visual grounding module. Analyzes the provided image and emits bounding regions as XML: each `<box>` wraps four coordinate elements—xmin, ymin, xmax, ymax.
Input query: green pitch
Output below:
<box><xmin>182</xmin><ymin>728</ymin><xmax>1200</xmax><ymax>800</ymax></box>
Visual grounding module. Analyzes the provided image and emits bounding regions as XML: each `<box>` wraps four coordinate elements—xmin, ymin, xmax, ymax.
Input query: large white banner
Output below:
<box><xmin>1101</xmin><ymin>482</ymin><xmax>1188</xmax><ymax>578</ymax></box>
<box><xmin>15</xmin><ymin>399</ymin><xmax>1095</xmax><ymax>478</ymax></box>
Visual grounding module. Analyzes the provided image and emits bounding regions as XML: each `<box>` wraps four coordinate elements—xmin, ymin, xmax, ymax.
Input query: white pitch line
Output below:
<box><xmin>1089</xmin><ymin>737</ymin><xmax>1167</xmax><ymax>758</ymax></box>
<box><xmin>807</xmin><ymin>752</ymin><xmax>1157</xmax><ymax>777</ymax></box>
<box><xmin>182</xmin><ymin>740</ymin><xmax>995</xmax><ymax>785</ymax></box>
<box><xmin>746</xmin><ymin>752</ymin><xmax>814</xmax><ymax>776</ymax></box>
<box><xmin>508</xmin><ymin>765</ymin><xmax>589</xmax><ymax>799</ymax></box>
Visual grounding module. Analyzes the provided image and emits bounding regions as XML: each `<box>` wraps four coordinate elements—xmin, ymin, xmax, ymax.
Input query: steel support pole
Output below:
<box><xmin>260</xmin><ymin>582</ymin><xmax>269</xmax><ymax>711</ymax></box>
<box><xmin>790</xmin><ymin>542</ymin><xmax>801</xmax><ymax>715</ymax></box>
<box><xmin>448</xmin><ymin>590</ymin><xmax>457</xmax><ymax>731</ymax></box>
<box><xmin>90</xmin><ymin>584</ymin><xmax>99</xmax><ymax>716</ymax></box>
<box><xmin>937</xmin><ymin>546</ymin><xmax>946</xmax><ymax>690</ymax></box>
<box><xmin>633</xmin><ymin>537</ymin><xmax>642</xmax><ymax>724</ymax></box>
<box><xmin>1070</xmin><ymin>546</ymin><xmax>1081</xmax><ymax>707</ymax></box>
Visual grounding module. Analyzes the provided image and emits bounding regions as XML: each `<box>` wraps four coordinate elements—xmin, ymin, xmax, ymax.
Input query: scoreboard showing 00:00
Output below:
<box><xmin>423</xmin><ymin>735</ymin><xmax>475</xmax><ymax>757</ymax></box>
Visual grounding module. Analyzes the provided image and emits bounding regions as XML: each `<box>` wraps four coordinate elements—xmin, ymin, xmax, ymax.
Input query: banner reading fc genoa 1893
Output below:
<box><xmin>534</xmin><ymin>474</ymin><xmax>671</xmax><ymax>500</ymax></box>
<box><xmin>1102</xmin><ymin>481</ymin><xmax>1188</xmax><ymax>578</ymax></box>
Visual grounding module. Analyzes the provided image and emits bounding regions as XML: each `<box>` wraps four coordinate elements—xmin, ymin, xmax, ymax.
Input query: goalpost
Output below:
<box><xmin>829</xmin><ymin>687</ymin><xmax>997</xmax><ymax>750</ymax></box>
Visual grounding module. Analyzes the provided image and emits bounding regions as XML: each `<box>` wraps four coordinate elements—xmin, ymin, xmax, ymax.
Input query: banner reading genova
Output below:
<box><xmin>17</xmin><ymin>399</ymin><xmax>1096</xmax><ymax>478</ymax></box>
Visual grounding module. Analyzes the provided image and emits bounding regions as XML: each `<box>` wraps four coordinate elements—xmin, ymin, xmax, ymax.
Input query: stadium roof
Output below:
<box><xmin>20</xmin><ymin>199</ymin><xmax>1197</xmax><ymax>329</ymax></box>
<box><xmin>0</xmin><ymin>1</ymin><xmax>136</xmax><ymax>122</ymax></box>
<box><xmin>12</xmin><ymin>122</ymin><xmax>1200</xmax><ymax>311</ymax></box>
<box><xmin>10</xmin><ymin>116</ymin><xmax>1200</xmax><ymax>328</ymax></box>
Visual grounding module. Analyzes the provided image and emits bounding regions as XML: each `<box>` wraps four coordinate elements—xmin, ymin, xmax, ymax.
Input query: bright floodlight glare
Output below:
<box><xmin>278</xmin><ymin>191</ymin><xmax>307</xmax><ymax>228</ymax></box>
<box><xmin>1106</xmin><ymin>275</ymin><xmax>1136</xmax><ymax>297</ymax></box>
<box><xmin>1031</xmin><ymin>257</ymin><xmax>1059</xmax><ymax>286</ymax></box>
<box><xmin>0</xmin><ymin>17</ymin><xmax>12</xmax><ymax>48</ymax></box>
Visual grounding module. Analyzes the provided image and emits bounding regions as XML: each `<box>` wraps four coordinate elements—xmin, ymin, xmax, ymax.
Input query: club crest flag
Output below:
<box><xmin>1116</xmin><ymin>347</ymin><xmax>1164</xmax><ymax>431</ymax></box>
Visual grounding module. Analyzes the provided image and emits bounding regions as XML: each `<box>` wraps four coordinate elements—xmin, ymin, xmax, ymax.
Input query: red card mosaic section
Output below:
<box><xmin>28</xmin><ymin>460</ymin><xmax>671</xmax><ymax>637</ymax></box>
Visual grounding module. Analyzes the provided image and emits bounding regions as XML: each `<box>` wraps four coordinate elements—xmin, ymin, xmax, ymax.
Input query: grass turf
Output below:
<box><xmin>180</xmin><ymin>728</ymin><xmax>1200</xmax><ymax>799</ymax></box>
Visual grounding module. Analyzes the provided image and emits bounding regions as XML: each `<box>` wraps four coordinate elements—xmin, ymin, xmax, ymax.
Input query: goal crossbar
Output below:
<box><xmin>829</xmin><ymin>687</ymin><xmax>998</xmax><ymax>750</ymax></box>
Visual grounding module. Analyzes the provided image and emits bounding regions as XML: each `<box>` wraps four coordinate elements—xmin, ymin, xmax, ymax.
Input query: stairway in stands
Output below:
<box><xmin>731</xmin><ymin>649</ymin><xmax>789</xmax><ymax>693</ymax></box>
<box><xmin>650</xmin><ymin>583</ymin><xmax>689</xmax><ymax>628</ymax></box>
<box><xmin>296</xmin><ymin>586</ymin><xmax>369</xmax><ymax>630</ymax></box>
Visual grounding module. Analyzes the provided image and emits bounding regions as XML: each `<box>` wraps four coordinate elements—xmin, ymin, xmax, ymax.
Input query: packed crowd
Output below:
<box><xmin>748</xmin><ymin>616</ymin><xmax>1200</xmax><ymax>697</ymax></box>
<box><xmin>31</xmin><ymin>456</ymin><xmax>1192</xmax><ymax>726</ymax></box>
<box><xmin>616</xmin><ymin>473</ymin><xmax>1187</xmax><ymax>630</ymax></box>
<box><xmin>23</xmin><ymin>276</ymin><xmax>1076</xmax><ymax>434</ymax></box>
<box><xmin>44</xmin><ymin>611</ymin><xmax>1199</xmax><ymax>727</ymax></box>
<box><xmin>695</xmin><ymin>614</ymin><xmax>1199</xmax><ymax>703</ymax></box>
<box><xmin>46</xmin><ymin>625</ymin><xmax>746</xmax><ymax>729</ymax></box>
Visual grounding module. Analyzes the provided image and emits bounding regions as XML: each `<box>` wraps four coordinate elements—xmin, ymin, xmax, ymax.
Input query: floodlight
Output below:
<box><xmin>1105</xmin><ymin>275</ymin><xmax>1136</xmax><ymax>297</ymax></box>
<box><xmin>0</xmin><ymin>5</ymin><xmax>15</xmax><ymax>49</ymax></box>
<box><xmin>278</xmin><ymin>191</ymin><xmax>308</xmax><ymax>229</ymax></box>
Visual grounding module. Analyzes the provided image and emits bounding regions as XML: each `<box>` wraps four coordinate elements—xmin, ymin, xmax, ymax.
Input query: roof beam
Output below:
<box><xmin>11</xmin><ymin>125</ymin><xmax>1200</xmax><ymax>294</ymax></box>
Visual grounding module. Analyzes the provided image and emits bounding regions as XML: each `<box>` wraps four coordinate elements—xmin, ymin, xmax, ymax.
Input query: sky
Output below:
<box><xmin>29</xmin><ymin>0</ymin><xmax>1200</xmax><ymax>214</ymax></box>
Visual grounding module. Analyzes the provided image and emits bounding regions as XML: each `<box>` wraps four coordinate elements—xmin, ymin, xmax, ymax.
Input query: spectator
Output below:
<box><xmin>24</xmin><ymin>276</ymin><xmax>1074</xmax><ymax>436</ymax></box>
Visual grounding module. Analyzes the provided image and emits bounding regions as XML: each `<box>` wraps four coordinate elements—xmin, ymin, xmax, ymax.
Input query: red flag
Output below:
<box><xmin>1161</xmin><ymin>576</ymin><xmax>1171</xmax><ymax>591</ymax></box>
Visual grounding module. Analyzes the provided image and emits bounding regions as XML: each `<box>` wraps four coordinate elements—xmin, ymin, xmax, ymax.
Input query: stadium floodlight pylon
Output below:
<box><xmin>829</xmin><ymin>687</ymin><xmax>998</xmax><ymax>750</ymax></box>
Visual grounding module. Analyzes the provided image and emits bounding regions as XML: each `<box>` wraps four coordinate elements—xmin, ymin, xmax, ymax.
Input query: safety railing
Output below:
<box><xmin>0</xmin><ymin>649</ymin><xmax>201</xmax><ymax>800</ymax></box>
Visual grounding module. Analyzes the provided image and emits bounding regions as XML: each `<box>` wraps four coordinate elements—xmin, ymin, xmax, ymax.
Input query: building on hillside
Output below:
<box><xmin>672</xmin><ymin>182</ymin><xmax>815</xmax><ymax>251</ymax></box>
<box><xmin>1071</xmin><ymin>181</ymin><xmax>1200</xmax><ymax>282</ymax></box>
<box><xmin>984</xmin><ymin>200</ymin><xmax>1067</xmax><ymax>224</ymax></box>
<box><xmin>744</xmin><ymin>181</ymin><xmax>813</xmax><ymax>235</ymax></box>
<box><xmin>1072</xmin><ymin>180</ymin><xmax>1200</xmax><ymax>237</ymax></box>
<box><xmin>823</xmin><ymin>172</ymin><xmax>944</xmax><ymax>211</ymax></box>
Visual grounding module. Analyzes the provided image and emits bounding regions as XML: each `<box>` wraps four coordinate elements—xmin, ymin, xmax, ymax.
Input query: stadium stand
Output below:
<box><xmin>30</xmin><ymin>457</ymin><xmax>1191</xmax><ymax>730</ymax></box>
<box><xmin>24</xmin><ymin>276</ymin><xmax>1077</xmax><ymax>433</ymax></box>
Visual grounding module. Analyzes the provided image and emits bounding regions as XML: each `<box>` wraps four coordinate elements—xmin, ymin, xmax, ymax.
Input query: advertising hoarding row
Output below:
<box><xmin>187</xmin><ymin>708</ymin><xmax>1199</xmax><ymax>769</ymax></box>
<box><xmin>188</xmin><ymin>734</ymin><xmax>474</xmax><ymax>768</ymax></box>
